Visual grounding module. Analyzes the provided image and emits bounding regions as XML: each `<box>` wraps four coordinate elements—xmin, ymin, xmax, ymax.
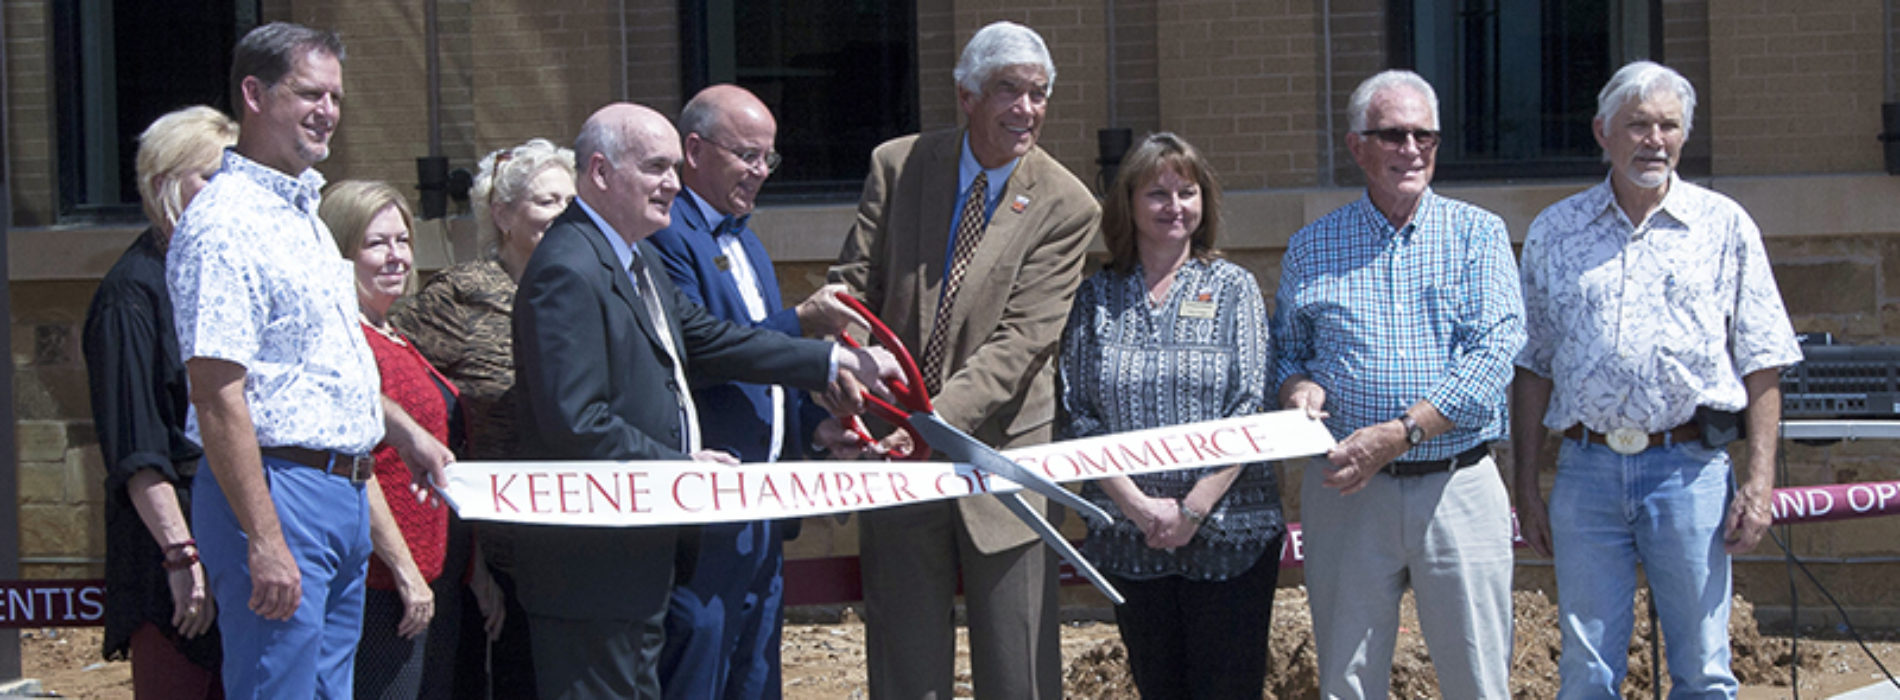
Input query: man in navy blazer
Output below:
<box><xmin>647</xmin><ymin>86</ymin><xmax>862</xmax><ymax>699</ymax></box>
<box><xmin>511</xmin><ymin>102</ymin><xmax>894</xmax><ymax>699</ymax></box>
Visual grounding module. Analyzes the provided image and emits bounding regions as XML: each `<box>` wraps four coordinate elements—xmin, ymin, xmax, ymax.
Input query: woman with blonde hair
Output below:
<box><xmin>1057</xmin><ymin>132</ymin><xmax>1285</xmax><ymax>698</ymax></box>
<box><xmin>390</xmin><ymin>139</ymin><xmax>574</xmax><ymax>696</ymax></box>
<box><xmin>83</xmin><ymin>104</ymin><xmax>237</xmax><ymax>699</ymax></box>
<box><xmin>323</xmin><ymin>180</ymin><xmax>502</xmax><ymax>699</ymax></box>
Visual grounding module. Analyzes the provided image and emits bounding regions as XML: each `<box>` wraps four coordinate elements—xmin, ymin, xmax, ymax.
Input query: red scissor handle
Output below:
<box><xmin>832</xmin><ymin>292</ymin><xmax>932</xmax><ymax>460</ymax></box>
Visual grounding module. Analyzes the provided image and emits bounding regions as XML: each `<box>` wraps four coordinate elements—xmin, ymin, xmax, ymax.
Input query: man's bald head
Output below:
<box><xmin>574</xmin><ymin>102</ymin><xmax>683</xmax><ymax>243</ymax></box>
<box><xmin>679</xmin><ymin>85</ymin><xmax>779</xmax><ymax>216</ymax></box>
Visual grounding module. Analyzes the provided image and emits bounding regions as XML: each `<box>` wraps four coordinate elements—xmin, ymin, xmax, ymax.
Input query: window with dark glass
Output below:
<box><xmin>680</xmin><ymin>0</ymin><xmax>918</xmax><ymax>199</ymax></box>
<box><xmin>53</xmin><ymin>0</ymin><xmax>252</xmax><ymax>221</ymax></box>
<box><xmin>1389</xmin><ymin>0</ymin><xmax>1659</xmax><ymax>180</ymax></box>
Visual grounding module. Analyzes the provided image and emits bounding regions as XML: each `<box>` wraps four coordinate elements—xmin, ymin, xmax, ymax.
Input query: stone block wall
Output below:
<box><xmin>11</xmin><ymin>281</ymin><xmax>107</xmax><ymax>580</ymax></box>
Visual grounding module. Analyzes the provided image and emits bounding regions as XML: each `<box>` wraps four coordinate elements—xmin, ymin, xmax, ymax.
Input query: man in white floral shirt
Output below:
<box><xmin>1511</xmin><ymin>60</ymin><xmax>1801</xmax><ymax>699</ymax></box>
<box><xmin>167</xmin><ymin>23</ymin><xmax>453</xmax><ymax>698</ymax></box>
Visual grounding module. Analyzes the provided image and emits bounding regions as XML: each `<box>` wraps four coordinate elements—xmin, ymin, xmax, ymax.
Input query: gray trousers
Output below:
<box><xmin>1302</xmin><ymin>455</ymin><xmax>1515</xmax><ymax>699</ymax></box>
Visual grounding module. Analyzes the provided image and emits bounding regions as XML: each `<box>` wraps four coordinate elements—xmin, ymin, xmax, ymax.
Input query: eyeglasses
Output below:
<box><xmin>699</xmin><ymin>136</ymin><xmax>782</xmax><ymax>173</ymax></box>
<box><xmin>1358</xmin><ymin>128</ymin><xmax>1441</xmax><ymax>150</ymax></box>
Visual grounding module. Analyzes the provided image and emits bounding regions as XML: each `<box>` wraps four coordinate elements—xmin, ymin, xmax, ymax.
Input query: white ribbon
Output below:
<box><xmin>445</xmin><ymin>409</ymin><xmax>1336</xmax><ymax>527</ymax></box>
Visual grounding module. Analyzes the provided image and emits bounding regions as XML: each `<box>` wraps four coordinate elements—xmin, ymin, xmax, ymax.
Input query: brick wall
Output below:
<box><xmin>1324</xmin><ymin>0</ymin><xmax>1389</xmax><ymax>188</ymax></box>
<box><xmin>1156</xmin><ymin>0</ymin><xmax>1324</xmax><ymax>191</ymax></box>
<box><xmin>6</xmin><ymin>0</ymin><xmax>55</xmax><ymax>226</ymax></box>
<box><xmin>1708</xmin><ymin>0</ymin><xmax>1887</xmax><ymax>175</ymax></box>
<box><xmin>1662</xmin><ymin>0</ymin><xmax>1714</xmax><ymax>173</ymax></box>
<box><xmin>937</xmin><ymin>0</ymin><xmax>1110</xmax><ymax>189</ymax></box>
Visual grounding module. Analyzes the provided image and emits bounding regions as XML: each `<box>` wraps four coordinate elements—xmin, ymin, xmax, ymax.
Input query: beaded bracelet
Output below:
<box><xmin>162</xmin><ymin>546</ymin><xmax>199</xmax><ymax>571</ymax></box>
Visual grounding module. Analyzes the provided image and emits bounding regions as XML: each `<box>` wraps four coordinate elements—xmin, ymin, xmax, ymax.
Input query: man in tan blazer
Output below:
<box><xmin>827</xmin><ymin>21</ymin><xmax>1099</xmax><ymax>700</ymax></box>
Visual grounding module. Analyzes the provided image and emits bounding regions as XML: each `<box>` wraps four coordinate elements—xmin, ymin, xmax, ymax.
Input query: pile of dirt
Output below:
<box><xmin>23</xmin><ymin>589</ymin><xmax>1900</xmax><ymax>699</ymax></box>
<box><xmin>1056</xmin><ymin>587</ymin><xmax>1846</xmax><ymax>699</ymax></box>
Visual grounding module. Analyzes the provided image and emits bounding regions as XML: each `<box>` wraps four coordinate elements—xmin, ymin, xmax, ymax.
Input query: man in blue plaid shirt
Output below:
<box><xmin>1271</xmin><ymin>69</ymin><xmax>1525</xmax><ymax>699</ymax></box>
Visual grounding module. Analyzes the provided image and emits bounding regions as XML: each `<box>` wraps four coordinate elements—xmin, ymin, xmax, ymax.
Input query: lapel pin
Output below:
<box><xmin>1011</xmin><ymin>195</ymin><xmax>1030</xmax><ymax>213</ymax></box>
<box><xmin>714</xmin><ymin>255</ymin><xmax>732</xmax><ymax>271</ymax></box>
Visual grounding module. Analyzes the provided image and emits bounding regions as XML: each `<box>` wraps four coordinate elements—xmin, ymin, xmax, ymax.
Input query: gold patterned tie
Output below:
<box><xmin>919</xmin><ymin>171</ymin><xmax>989</xmax><ymax>395</ymax></box>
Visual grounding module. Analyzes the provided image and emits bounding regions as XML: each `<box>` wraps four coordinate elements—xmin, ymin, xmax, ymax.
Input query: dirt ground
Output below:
<box><xmin>18</xmin><ymin>589</ymin><xmax>1900</xmax><ymax>698</ymax></box>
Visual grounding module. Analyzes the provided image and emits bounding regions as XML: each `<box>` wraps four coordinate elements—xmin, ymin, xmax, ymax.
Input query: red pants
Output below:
<box><xmin>131</xmin><ymin>622</ymin><xmax>223</xmax><ymax>700</ymax></box>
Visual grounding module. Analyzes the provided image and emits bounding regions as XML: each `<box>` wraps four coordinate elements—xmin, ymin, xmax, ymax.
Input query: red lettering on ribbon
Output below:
<box><xmin>1117</xmin><ymin>440</ymin><xmax>1166</xmax><ymax>469</ymax></box>
<box><xmin>585</xmin><ymin>472</ymin><xmax>621</xmax><ymax>512</ymax></box>
<box><xmin>831</xmin><ymin>472</ymin><xmax>863</xmax><ymax>507</ymax></box>
<box><xmin>491</xmin><ymin>473</ymin><xmax>519</xmax><ymax>513</ymax></box>
<box><xmin>755</xmin><ymin>473</ymin><xmax>785</xmax><ymax>511</ymax></box>
<box><xmin>556</xmin><ymin>473</ymin><xmax>581</xmax><ymax>513</ymax></box>
<box><xmin>626</xmin><ymin>472</ymin><xmax>652</xmax><ymax>513</ymax></box>
<box><xmin>674</xmin><ymin>472</ymin><xmax>706</xmax><ymax>512</ymax></box>
<box><xmin>710</xmin><ymin>471</ymin><xmax>747</xmax><ymax>511</ymax></box>
<box><xmin>789</xmin><ymin>472</ymin><xmax>833</xmax><ymax>508</ymax></box>
<box><xmin>527</xmin><ymin>473</ymin><xmax>552</xmax><ymax>513</ymax></box>
<box><xmin>888</xmin><ymin>471</ymin><xmax>918</xmax><ymax>502</ymax></box>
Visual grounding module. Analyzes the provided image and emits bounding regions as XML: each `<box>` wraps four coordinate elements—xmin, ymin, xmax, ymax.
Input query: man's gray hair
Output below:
<box><xmin>1347</xmin><ymin>70</ymin><xmax>1439</xmax><ymax>133</ymax></box>
<box><xmin>953</xmin><ymin>21</ymin><xmax>1057</xmax><ymax>96</ymax></box>
<box><xmin>574</xmin><ymin>115</ymin><xmax>629</xmax><ymax>170</ymax></box>
<box><xmin>230</xmin><ymin>22</ymin><xmax>344</xmax><ymax>114</ymax></box>
<box><xmin>1595</xmin><ymin>60</ymin><xmax>1697</xmax><ymax>138</ymax></box>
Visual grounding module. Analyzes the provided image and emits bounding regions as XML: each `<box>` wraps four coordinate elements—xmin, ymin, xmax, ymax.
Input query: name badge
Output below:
<box><xmin>1179</xmin><ymin>300</ymin><xmax>1217</xmax><ymax>319</ymax></box>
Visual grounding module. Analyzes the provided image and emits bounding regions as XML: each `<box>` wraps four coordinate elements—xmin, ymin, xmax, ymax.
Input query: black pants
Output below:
<box><xmin>1110</xmin><ymin>537</ymin><xmax>1283</xmax><ymax>699</ymax></box>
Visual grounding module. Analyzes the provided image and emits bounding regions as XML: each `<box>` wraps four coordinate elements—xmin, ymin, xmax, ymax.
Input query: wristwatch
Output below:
<box><xmin>1400</xmin><ymin>413</ymin><xmax>1425</xmax><ymax>446</ymax></box>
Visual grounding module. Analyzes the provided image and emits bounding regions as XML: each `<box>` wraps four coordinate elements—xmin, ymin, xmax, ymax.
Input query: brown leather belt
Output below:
<box><xmin>1562</xmin><ymin>423</ymin><xmax>1702</xmax><ymax>453</ymax></box>
<box><xmin>260</xmin><ymin>446</ymin><xmax>374</xmax><ymax>484</ymax></box>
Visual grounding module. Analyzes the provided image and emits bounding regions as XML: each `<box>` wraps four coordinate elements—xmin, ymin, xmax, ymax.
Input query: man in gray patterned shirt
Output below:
<box><xmin>1511</xmin><ymin>61</ymin><xmax>1801</xmax><ymax>699</ymax></box>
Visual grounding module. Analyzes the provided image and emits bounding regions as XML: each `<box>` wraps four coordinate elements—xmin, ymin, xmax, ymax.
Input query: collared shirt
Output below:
<box><xmin>1517</xmin><ymin>174</ymin><xmax>1801</xmax><ymax>433</ymax></box>
<box><xmin>1271</xmin><ymin>189</ymin><xmax>1526</xmax><ymax>459</ymax></box>
<box><xmin>168</xmin><ymin>149</ymin><xmax>384</xmax><ymax>454</ymax></box>
<box><xmin>940</xmin><ymin>133</ymin><xmax>1022</xmax><ymax>282</ymax></box>
<box><xmin>1059</xmin><ymin>258</ymin><xmax>1283</xmax><ymax>581</ymax></box>
<box><xmin>686</xmin><ymin>188</ymin><xmax>769</xmax><ymax>321</ymax></box>
<box><xmin>683</xmin><ymin>186</ymin><xmax>785</xmax><ymax>461</ymax></box>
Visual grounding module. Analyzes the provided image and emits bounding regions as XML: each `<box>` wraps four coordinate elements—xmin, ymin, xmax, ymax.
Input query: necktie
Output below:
<box><xmin>631</xmin><ymin>253</ymin><xmax>702</xmax><ymax>453</ymax></box>
<box><xmin>918</xmin><ymin>171</ymin><xmax>989</xmax><ymax>395</ymax></box>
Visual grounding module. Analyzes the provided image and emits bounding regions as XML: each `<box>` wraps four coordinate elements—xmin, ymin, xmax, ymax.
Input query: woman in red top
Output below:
<box><xmin>322</xmin><ymin>180</ymin><xmax>502</xmax><ymax>699</ymax></box>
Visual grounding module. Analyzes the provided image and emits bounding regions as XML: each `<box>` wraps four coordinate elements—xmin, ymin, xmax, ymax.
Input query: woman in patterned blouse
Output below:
<box><xmin>387</xmin><ymin>139</ymin><xmax>574</xmax><ymax>697</ymax></box>
<box><xmin>324</xmin><ymin>180</ymin><xmax>504</xmax><ymax>699</ymax></box>
<box><xmin>1057</xmin><ymin>132</ymin><xmax>1285</xmax><ymax>698</ymax></box>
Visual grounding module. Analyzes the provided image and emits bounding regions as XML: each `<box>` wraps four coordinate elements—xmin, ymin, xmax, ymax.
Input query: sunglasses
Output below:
<box><xmin>1358</xmin><ymin>128</ymin><xmax>1441</xmax><ymax>149</ymax></box>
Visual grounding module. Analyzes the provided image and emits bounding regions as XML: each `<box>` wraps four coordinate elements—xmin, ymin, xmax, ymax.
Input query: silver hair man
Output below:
<box><xmin>953</xmin><ymin>21</ymin><xmax>1057</xmax><ymax>96</ymax></box>
<box><xmin>1347</xmin><ymin>69</ymin><xmax>1440</xmax><ymax>133</ymax></box>
<box><xmin>1595</xmin><ymin>60</ymin><xmax>1698</xmax><ymax>139</ymax></box>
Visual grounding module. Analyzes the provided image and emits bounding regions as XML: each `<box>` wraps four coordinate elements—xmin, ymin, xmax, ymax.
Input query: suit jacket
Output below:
<box><xmin>830</xmin><ymin>129</ymin><xmax>1099</xmax><ymax>553</ymax></box>
<box><xmin>511</xmin><ymin>204</ymin><xmax>833</xmax><ymax>620</ymax></box>
<box><xmin>648</xmin><ymin>189</ymin><xmax>804</xmax><ymax>463</ymax></box>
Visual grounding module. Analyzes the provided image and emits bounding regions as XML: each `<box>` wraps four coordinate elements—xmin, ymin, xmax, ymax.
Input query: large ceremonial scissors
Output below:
<box><xmin>833</xmin><ymin>293</ymin><xmax>1126</xmax><ymax>604</ymax></box>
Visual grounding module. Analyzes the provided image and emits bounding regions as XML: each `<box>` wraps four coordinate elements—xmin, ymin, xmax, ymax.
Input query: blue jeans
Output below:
<box><xmin>194</xmin><ymin>457</ymin><xmax>371</xmax><ymax>699</ymax></box>
<box><xmin>1549</xmin><ymin>438</ymin><xmax>1738</xmax><ymax>700</ymax></box>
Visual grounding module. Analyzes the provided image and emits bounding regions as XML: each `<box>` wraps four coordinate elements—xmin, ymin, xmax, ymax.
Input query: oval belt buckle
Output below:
<box><xmin>1606</xmin><ymin>428</ymin><xmax>1648</xmax><ymax>455</ymax></box>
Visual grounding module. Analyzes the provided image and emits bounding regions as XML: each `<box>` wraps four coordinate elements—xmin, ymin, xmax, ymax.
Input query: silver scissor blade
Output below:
<box><xmin>906</xmin><ymin>412</ymin><xmax>1113</xmax><ymax>527</ymax></box>
<box><xmin>999</xmin><ymin>493</ymin><xmax>1124</xmax><ymax>605</ymax></box>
